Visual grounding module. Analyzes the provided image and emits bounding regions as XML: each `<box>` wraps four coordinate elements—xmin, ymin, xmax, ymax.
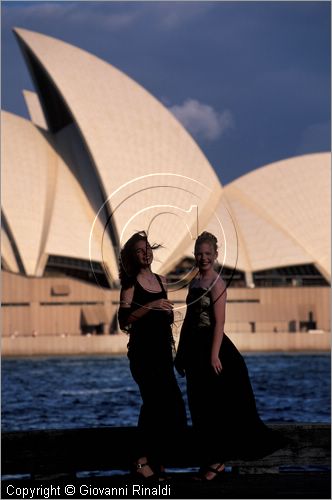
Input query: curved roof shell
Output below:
<box><xmin>13</xmin><ymin>28</ymin><xmax>222</xmax><ymax>275</ymax></box>
<box><xmin>2</xmin><ymin>111</ymin><xmax>58</xmax><ymax>276</ymax></box>
<box><xmin>197</xmin><ymin>153</ymin><xmax>331</xmax><ymax>280</ymax></box>
<box><xmin>2</xmin><ymin>111</ymin><xmax>116</xmax><ymax>278</ymax></box>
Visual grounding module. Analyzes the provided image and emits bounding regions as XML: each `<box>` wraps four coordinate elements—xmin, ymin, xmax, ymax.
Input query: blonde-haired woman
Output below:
<box><xmin>175</xmin><ymin>231</ymin><xmax>287</xmax><ymax>481</ymax></box>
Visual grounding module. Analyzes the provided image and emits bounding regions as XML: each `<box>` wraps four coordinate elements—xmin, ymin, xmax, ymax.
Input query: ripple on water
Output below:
<box><xmin>2</xmin><ymin>354</ymin><xmax>330</xmax><ymax>431</ymax></box>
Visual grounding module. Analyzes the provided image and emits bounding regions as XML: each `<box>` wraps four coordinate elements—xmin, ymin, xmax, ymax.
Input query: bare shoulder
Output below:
<box><xmin>120</xmin><ymin>286</ymin><xmax>134</xmax><ymax>307</ymax></box>
<box><xmin>159</xmin><ymin>274</ymin><xmax>167</xmax><ymax>286</ymax></box>
<box><xmin>217</xmin><ymin>275</ymin><xmax>227</xmax><ymax>290</ymax></box>
<box><xmin>211</xmin><ymin>275</ymin><xmax>227</xmax><ymax>300</ymax></box>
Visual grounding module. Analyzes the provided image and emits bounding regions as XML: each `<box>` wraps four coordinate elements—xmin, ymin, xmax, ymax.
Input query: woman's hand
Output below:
<box><xmin>211</xmin><ymin>354</ymin><xmax>222</xmax><ymax>375</ymax></box>
<box><xmin>149</xmin><ymin>298</ymin><xmax>174</xmax><ymax>311</ymax></box>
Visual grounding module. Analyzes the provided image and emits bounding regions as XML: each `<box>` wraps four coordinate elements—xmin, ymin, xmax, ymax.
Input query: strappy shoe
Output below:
<box><xmin>194</xmin><ymin>463</ymin><xmax>225</xmax><ymax>481</ymax></box>
<box><xmin>131</xmin><ymin>461</ymin><xmax>165</xmax><ymax>483</ymax></box>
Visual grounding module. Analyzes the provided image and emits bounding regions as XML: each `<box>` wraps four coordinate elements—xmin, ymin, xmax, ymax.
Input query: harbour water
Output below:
<box><xmin>2</xmin><ymin>353</ymin><xmax>330</xmax><ymax>432</ymax></box>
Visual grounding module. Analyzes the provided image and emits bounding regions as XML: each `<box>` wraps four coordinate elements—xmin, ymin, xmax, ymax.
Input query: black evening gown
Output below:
<box><xmin>126</xmin><ymin>274</ymin><xmax>187</xmax><ymax>462</ymax></box>
<box><xmin>175</xmin><ymin>286</ymin><xmax>287</xmax><ymax>464</ymax></box>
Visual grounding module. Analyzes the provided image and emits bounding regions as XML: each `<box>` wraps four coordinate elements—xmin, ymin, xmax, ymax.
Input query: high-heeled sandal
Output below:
<box><xmin>131</xmin><ymin>461</ymin><xmax>165</xmax><ymax>483</ymax></box>
<box><xmin>195</xmin><ymin>463</ymin><xmax>225</xmax><ymax>481</ymax></box>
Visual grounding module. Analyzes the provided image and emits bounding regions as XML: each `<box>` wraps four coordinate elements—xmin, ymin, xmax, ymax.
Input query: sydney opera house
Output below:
<box><xmin>2</xmin><ymin>28</ymin><xmax>330</xmax><ymax>353</ymax></box>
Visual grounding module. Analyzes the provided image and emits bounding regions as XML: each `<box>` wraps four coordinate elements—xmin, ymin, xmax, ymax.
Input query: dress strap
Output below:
<box><xmin>155</xmin><ymin>274</ymin><xmax>167</xmax><ymax>295</ymax></box>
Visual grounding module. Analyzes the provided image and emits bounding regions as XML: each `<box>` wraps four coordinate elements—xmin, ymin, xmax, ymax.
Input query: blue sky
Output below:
<box><xmin>2</xmin><ymin>1</ymin><xmax>331</xmax><ymax>184</ymax></box>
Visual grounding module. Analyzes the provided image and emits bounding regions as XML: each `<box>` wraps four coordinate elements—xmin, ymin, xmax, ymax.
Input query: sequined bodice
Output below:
<box><xmin>185</xmin><ymin>286</ymin><xmax>215</xmax><ymax>330</ymax></box>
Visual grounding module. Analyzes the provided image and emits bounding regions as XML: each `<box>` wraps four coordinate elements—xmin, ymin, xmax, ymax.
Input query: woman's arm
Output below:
<box><xmin>118</xmin><ymin>287</ymin><xmax>134</xmax><ymax>331</ymax></box>
<box><xmin>210</xmin><ymin>277</ymin><xmax>227</xmax><ymax>374</ymax></box>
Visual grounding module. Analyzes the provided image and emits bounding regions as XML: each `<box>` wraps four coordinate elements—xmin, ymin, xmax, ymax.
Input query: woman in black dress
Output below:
<box><xmin>118</xmin><ymin>231</ymin><xmax>187</xmax><ymax>481</ymax></box>
<box><xmin>175</xmin><ymin>231</ymin><xmax>287</xmax><ymax>480</ymax></box>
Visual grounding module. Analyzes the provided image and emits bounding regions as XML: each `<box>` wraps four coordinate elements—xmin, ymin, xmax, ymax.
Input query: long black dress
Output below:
<box><xmin>175</xmin><ymin>284</ymin><xmax>287</xmax><ymax>464</ymax></box>
<box><xmin>126</xmin><ymin>275</ymin><xmax>187</xmax><ymax>462</ymax></box>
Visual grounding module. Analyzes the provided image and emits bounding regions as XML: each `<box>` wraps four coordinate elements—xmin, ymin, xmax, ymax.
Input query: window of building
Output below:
<box><xmin>253</xmin><ymin>264</ymin><xmax>329</xmax><ymax>287</ymax></box>
<box><xmin>44</xmin><ymin>255</ymin><xmax>111</xmax><ymax>288</ymax></box>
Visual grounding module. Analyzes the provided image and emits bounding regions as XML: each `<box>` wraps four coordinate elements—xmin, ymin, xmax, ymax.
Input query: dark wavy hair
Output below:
<box><xmin>118</xmin><ymin>231</ymin><xmax>161</xmax><ymax>289</ymax></box>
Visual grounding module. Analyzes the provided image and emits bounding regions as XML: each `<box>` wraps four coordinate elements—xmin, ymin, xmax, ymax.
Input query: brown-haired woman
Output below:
<box><xmin>118</xmin><ymin>231</ymin><xmax>187</xmax><ymax>481</ymax></box>
<box><xmin>175</xmin><ymin>231</ymin><xmax>287</xmax><ymax>481</ymax></box>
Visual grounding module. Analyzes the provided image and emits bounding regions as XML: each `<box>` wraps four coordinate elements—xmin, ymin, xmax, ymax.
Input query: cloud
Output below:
<box><xmin>3</xmin><ymin>2</ymin><xmax>75</xmax><ymax>25</ymax></box>
<box><xmin>152</xmin><ymin>2</ymin><xmax>214</xmax><ymax>30</ymax></box>
<box><xmin>169</xmin><ymin>99</ymin><xmax>234</xmax><ymax>141</ymax></box>
<box><xmin>296</xmin><ymin>121</ymin><xmax>331</xmax><ymax>155</ymax></box>
<box><xmin>68</xmin><ymin>8</ymin><xmax>139</xmax><ymax>30</ymax></box>
<box><xmin>2</xmin><ymin>1</ymin><xmax>213</xmax><ymax>35</ymax></box>
<box><xmin>3</xmin><ymin>2</ymin><xmax>139</xmax><ymax>31</ymax></box>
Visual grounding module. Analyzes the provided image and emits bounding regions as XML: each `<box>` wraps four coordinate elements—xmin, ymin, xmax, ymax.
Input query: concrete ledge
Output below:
<box><xmin>2</xmin><ymin>333</ymin><xmax>129</xmax><ymax>357</ymax></box>
<box><xmin>2</xmin><ymin>331</ymin><xmax>330</xmax><ymax>357</ymax></box>
<box><xmin>227</xmin><ymin>331</ymin><xmax>330</xmax><ymax>352</ymax></box>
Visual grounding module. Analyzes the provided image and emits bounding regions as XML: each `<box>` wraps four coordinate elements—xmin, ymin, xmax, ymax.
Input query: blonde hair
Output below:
<box><xmin>194</xmin><ymin>231</ymin><xmax>218</xmax><ymax>253</ymax></box>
